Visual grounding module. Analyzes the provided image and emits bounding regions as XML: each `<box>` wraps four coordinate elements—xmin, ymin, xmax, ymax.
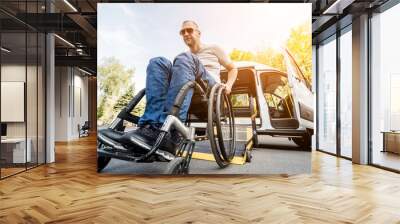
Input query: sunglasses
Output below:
<box><xmin>179</xmin><ymin>28</ymin><xmax>195</xmax><ymax>36</ymax></box>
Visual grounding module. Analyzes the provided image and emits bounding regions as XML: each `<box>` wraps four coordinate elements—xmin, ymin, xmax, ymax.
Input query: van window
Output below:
<box><xmin>286</xmin><ymin>53</ymin><xmax>312</xmax><ymax>90</ymax></box>
<box><xmin>231</xmin><ymin>93</ymin><xmax>249</xmax><ymax>108</ymax></box>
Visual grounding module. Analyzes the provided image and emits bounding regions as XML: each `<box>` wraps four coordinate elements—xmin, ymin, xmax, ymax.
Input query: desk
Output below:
<box><xmin>1</xmin><ymin>138</ymin><xmax>31</xmax><ymax>163</ymax></box>
<box><xmin>382</xmin><ymin>131</ymin><xmax>400</xmax><ymax>154</ymax></box>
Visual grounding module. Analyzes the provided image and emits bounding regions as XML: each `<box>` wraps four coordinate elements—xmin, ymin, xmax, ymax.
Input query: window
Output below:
<box><xmin>339</xmin><ymin>27</ymin><xmax>352</xmax><ymax>158</ymax></box>
<box><xmin>286</xmin><ymin>52</ymin><xmax>312</xmax><ymax>90</ymax></box>
<box><xmin>371</xmin><ymin>3</ymin><xmax>400</xmax><ymax>171</ymax></box>
<box><xmin>317</xmin><ymin>35</ymin><xmax>337</xmax><ymax>154</ymax></box>
<box><xmin>0</xmin><ymin>3</ymin><xmax>46</xmax><ymax>179</ymax></box>
<box><xmin>231</xmin><ymin>93</ymin><xmax>249</xmax><ymax>108</ymax></box>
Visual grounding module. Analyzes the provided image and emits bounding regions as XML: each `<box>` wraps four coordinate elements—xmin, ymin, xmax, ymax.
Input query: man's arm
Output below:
<box><xmin>223</xmin><ymin>63</ymin><xmax>238</xmax><ymax>94</ymax></box>
<box><xmin>214</xmin><ymin>45</ymin><xmax>237</xmax><ymax>94</ymax></box>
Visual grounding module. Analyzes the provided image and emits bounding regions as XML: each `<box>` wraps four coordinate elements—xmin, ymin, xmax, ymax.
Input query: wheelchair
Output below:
<box><xmin>97</xmin><ymin>78</ymin><xmax>236</xmax><ymax>174</ymax></box>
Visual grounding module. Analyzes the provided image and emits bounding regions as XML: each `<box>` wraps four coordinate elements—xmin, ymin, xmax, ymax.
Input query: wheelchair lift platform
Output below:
<box><xmin>190</xmin><ymin>126</ymin><xmax>253</xmax><ymax>165</ymax></box>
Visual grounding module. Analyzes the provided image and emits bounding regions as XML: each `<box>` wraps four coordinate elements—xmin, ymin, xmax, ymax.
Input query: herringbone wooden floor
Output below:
<box><xmin>1</xmin><ymin>135</ymin><xmax>400</xmax><ymax>223</ymax></box>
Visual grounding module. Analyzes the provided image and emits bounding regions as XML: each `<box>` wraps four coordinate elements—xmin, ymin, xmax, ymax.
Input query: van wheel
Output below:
<box><xmin>292</xmin><ymin>134</ymin><xmax>311</xmax><ymax>151</ymax></box>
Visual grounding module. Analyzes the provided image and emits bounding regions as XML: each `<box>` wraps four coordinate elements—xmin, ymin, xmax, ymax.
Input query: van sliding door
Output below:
<box><xmin>260</xmin><ymin>72</ymin><xmax>299</xmax><ymax>129</ymax></box>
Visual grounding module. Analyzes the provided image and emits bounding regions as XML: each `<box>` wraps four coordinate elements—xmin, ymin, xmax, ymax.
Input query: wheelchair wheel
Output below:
<box><xmin>207</xmin><ymin>85</ymin><xmax>232</xmax><ymax>168</ymax></box>
<box><xmin>97</xmin><ymin>155</ymin><xmax>111</xmax><ymax>172</ymax></box>
<box><xmin>97</xmin><ymin>143</ymin><xmax>111</xmax><ymax>172</ymax></box>
<box><xmin>215</xmin><ymin>85</ymin><xmax>236</xmax><ymax>161</ymax></box>
<box><xmin>164</xmin><ymin>157</ymin><xmax>187</xmax><ymax>174</ymax></box>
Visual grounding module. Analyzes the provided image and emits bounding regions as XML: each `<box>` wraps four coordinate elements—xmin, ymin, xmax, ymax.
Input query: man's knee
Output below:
<box><xmin>148</xmin><ymin>56</ymin><xmax>172</xmax><ymax>70</ymax></box>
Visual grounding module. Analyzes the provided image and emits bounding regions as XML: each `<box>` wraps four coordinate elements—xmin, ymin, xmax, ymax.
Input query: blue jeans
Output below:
<box><xmin>138</xmin><ymin>52</ymin><xmax>216</xmax><ymax>126</ymax></box>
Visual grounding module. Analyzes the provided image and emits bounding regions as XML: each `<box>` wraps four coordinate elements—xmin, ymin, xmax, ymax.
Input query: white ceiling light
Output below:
<box><xmin>76</xmin><ymin>48</ymin><xmax>84</xmax><ymax>55</ymax></box>
<box><xmin>78</xmin><ymin>67</ymin><xmax>92</xmax><ymax>76</ymax></box>
<box><xmin>63</xmin><ymin>0</ymin><xmax>78</xmax><ymax>12</ymax></box>
<box><xmin>54</xmin><ymin>34</ymin><xmax>75</xmax><ymax>48</ymax></box>
<box><xmin>323</xmin><ymin>0</ymin><xmax>355</xmax><ymax>15</ymax></box>
<box><xmin>1</xmin><ymin>47</ymin><xmax>11</xmax><ymax>53</ymax></box>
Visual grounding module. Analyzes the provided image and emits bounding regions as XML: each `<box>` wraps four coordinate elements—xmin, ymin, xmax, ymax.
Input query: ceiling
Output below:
<box><xmin>0</xmin><ymin>0</ymin><xmax>393</xmax><ymax>75</ymax></box>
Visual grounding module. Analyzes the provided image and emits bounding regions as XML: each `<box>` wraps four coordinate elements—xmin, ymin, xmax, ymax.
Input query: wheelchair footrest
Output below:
<box><xmin>98</xmin><ymin>148</ymin><xmax>150</xmax><ymax>162</ymax></box>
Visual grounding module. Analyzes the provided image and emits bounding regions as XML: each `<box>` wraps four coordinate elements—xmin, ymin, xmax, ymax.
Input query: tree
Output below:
<box><xmin>131</xmin><ymin>99</ymin><xmax>146</xmax><ymax>117</ymax></box>
<box><xmin>229</xmin><ymin>48</ymin><xmax>255</xmax><ymax>61</ymax></box>
<box><xmin>113</xmin><ymin>85</ymin><xmax>135</xmax><ymax>112</ymax></box>
<box><xmin>228</xmin><ymin>22</ymin><xmax>311</xmax><ymax>83</ymax></box>
<box><xmin>254</xmin><ymin>48</ymin><xmax>286</xmax><ymax>73</ymax></box>
<box><xmin>286</xmin><ymin>22</ymin><xmax>312</xmax><ymax>85</ymax></box>
<box><xmin>229</xmin><ymin>48</ymin><xmax>286</xmax><ymax>73</ymax></box>
<box><xmin>112</xmin><ymin>85</ymin><xmax>146</xmax><ymax>123</ymax></box>
<box><xmin>97</xmin><ymin>57</ymin><xmax>136</xmax><ymax>125</ymax></box>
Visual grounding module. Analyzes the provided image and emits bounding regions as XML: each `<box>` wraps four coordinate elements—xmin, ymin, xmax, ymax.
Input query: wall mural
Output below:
<box><xmin>97</xmin><ymin>3</ymin><xmax>313</xmax><ymax>175</ymax></box>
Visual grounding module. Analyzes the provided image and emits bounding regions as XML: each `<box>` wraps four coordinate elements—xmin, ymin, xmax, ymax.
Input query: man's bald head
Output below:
<box><xmin>182</xmin><ymin>20</ymin><xmax>199</xmax><ymax>30</ymax></box>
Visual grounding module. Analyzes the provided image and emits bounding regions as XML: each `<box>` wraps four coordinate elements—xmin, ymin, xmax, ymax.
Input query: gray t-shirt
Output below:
<box><xmin>193</xmin><ymin>43</ymin><xmax>232</xmax><ymax>83</ymax></box>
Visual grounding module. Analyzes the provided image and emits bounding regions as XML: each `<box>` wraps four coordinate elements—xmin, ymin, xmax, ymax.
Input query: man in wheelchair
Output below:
<box><xmin>119</xmin><ymin>20</ymin><xmax>238</xmax><ymax>155</ymax></box>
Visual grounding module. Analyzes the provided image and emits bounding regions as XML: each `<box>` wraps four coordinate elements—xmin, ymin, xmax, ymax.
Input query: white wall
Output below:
<box><xmin>55</xmin><ymin>67</ymin><xmax>69</xmax><ymax>141</ymax></box>
<box><xmin>71</xmin><ymin>71</ymin><xmax>89</xmax><ymax>138</ymax></box>
<box><xmin>1</xmin><ymin>65</ymin><xmax>31</xmax><ymax>138</ymax></box>
<box><xmin>54</xmin><ymin>67</ymin><xmax>89</xmax><ymax>141</ymax></box>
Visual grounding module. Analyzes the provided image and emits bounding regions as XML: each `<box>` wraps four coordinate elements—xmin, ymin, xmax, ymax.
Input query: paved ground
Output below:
<box><xmin>102</xmin><ymin>136</ymin><xmax>311</xmax><ymax>175</ymax></box>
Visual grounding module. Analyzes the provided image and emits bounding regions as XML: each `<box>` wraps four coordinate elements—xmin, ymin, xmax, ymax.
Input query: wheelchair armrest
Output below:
<box><xmin>117</xmin><ymin>108</ymin><xmax>140</xmax><ymax>124</ymax></box>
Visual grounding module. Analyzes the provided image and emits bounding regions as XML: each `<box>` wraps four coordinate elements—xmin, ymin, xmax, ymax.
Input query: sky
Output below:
<box><xmin>98</xmin><ymin>3</ymin><xmax>311</xmax><ymax>91</ymax></box>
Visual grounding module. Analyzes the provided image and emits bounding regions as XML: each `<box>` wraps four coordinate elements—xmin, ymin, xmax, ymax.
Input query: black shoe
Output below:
<box><xmin>163</xmin><ymin>129</ymin><xmax>184</xmax><ymax>154</ymax></box>
<box><xmin>134</xmin><ymin>124</ymin><xmax>183</xmax><ymax>155</ymax></box>
<box><xmin>135</xmin><ymin>124</ymin><xmax>160</xmax><ymax>141</ymax></box>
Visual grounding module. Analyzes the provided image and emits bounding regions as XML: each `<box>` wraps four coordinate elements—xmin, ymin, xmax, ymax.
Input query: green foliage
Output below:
<box><xmin>286</xmin><ymin>22</ymin><xmax>312</xmax><ymax>85</ymax></box>
<box><xmin>131</xmin><ymin>99</ymin><xmax>146</xmax><ymax>117</ymax></box>
<box><xmin>113</xmin><ymin>85</ymin><xmax>135</xmax><ymax>112</ymax></box>
<box><xmin>229</xmin><ymin>48</ymin><xmax>286</xmax><ymax>73</ymax></box>
<box><xmin>254</xmin><ymin>49</ymin><xmax>287</xmax><ymax>73</ymax></box>
<box><xmin>228</xmin><ymin>22</ymin><xmax>312</xmax><ymax>108</ymax></box>
<box><xmin>230</xmin><ymin>49</ymin><xmax>255</xmax><ymax>61</ymax></box>
<box><xmin>112</xmin><ymin>85</ymin><xmax>146</xmax><ymax>118</ymax></box>
<box><xmin>97</xmin><ymin>97</ymin><xmax>106</xmax><ymax>120</ymax></box>
<box><xmin>97</xmin><ymin>57</ymin><xmax>137</xmax><ymax>126</ymax></box>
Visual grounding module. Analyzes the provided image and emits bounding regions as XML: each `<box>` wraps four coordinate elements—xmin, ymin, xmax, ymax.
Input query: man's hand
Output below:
<box><xmin>221</xmin><ymin>83</ymin><xmax>232</xmax><ymax>95</ymax></box>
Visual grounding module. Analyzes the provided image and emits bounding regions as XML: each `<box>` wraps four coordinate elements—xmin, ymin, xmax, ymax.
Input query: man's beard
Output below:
<box><xmin>185</xmin><ymin>40</ymin><xmax>194</xmax><ymax>47</ymax></box>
